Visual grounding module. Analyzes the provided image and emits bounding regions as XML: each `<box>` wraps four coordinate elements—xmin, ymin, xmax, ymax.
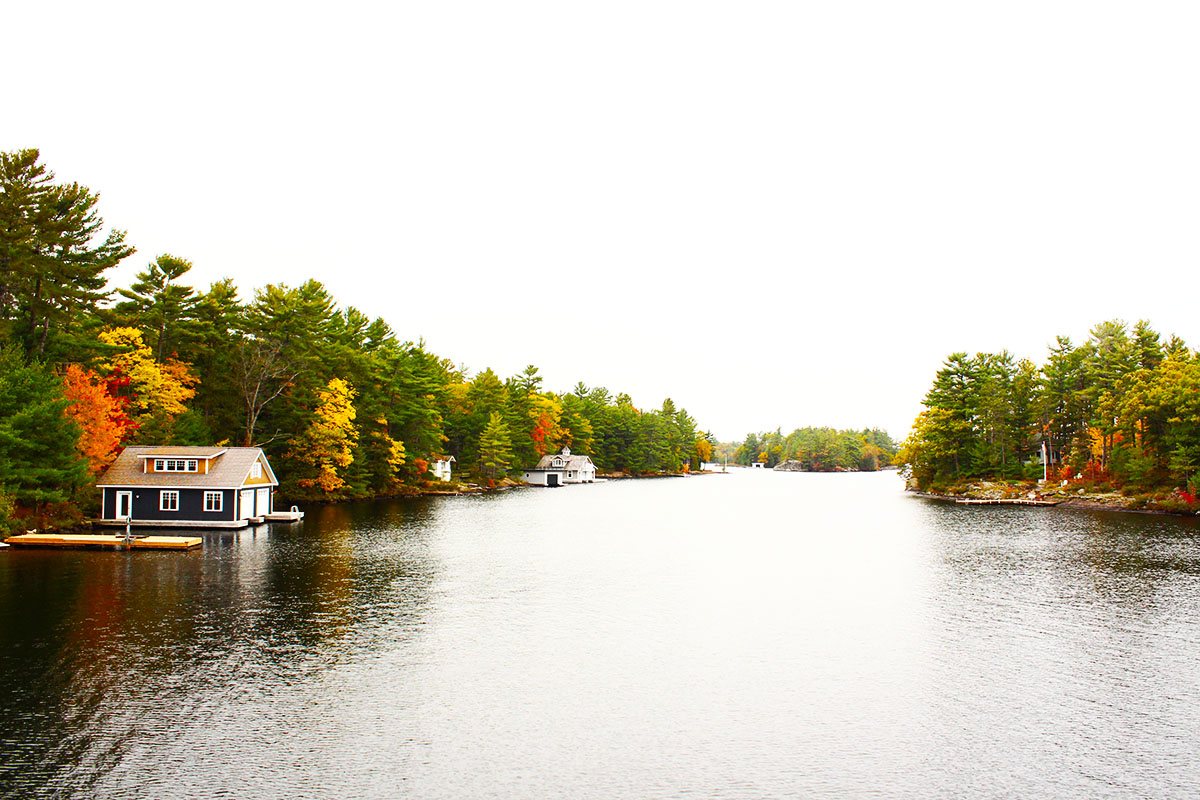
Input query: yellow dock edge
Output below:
<box><xmin>4</xmin><ymin>533</ymin><xmax>202</xmax><ymax>550</ymax></box>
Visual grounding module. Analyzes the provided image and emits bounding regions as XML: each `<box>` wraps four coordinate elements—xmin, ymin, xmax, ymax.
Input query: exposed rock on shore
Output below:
<box><xmin>773</xmin><ymin>460</ymin><xmax>854</xmax><ymax>472</ymax></box>
<box><xmin>909</xmin><ymin>479</ymin><xmax>1200</xmax><ymax>516</ymax></box>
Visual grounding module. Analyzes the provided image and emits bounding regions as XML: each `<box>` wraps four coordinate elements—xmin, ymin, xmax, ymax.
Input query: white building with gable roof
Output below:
<box><xmin>521</xmin><ymin>447</ymin><xmax>596</xmax><ymax>487</ymax></box>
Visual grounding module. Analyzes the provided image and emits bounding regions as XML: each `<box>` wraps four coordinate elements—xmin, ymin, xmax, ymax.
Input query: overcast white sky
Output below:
<box><xmin>4</xmin><ymin>1</ymin><xmax>1198</xmax><ymax>441</ymax></box>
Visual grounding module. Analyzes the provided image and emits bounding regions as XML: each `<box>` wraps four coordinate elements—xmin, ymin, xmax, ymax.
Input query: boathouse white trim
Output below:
<box><xmin>432</xmin><ymin>456</ymin><xmax>456</xmax><ymax>482</ymax></box>
<box><xmin>522</xmin><ymin>447</ymin><xmax>596</xmax><ymax>486</ymax></box>
<box><xmin>96</xmin><ymin>446</ymin><xmax>280</xmax><ymax>528</ymax></box>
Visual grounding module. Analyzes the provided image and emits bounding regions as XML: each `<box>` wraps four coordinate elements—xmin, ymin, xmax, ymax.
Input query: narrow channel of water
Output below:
<box><xmin>2</xmin><ymin>470</ymin><xmax>1198</xmax><ymax>798</ymax></box>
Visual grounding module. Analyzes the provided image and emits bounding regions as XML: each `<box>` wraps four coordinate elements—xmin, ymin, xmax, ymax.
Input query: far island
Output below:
<box><xmin>718</xmin><ymin>427</ymin><xmax>898</xmax><ymax>472</ymax></box>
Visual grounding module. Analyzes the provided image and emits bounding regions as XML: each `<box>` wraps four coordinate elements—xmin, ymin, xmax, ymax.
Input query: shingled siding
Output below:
<box><xmin>103</xmin><ymin>488</ymin><xmax>237</xmax><ymax>522</ymax></box>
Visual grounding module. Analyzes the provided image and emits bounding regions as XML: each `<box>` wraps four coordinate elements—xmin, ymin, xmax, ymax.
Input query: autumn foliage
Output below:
<box><xmin>97</xmin><ymin>327</ymin><xmax>197</xmax><ymax>423</ymax></box>
<box><xmin>287</xmin><ymin>378</ymin><xmax>359</xmax><ymax>496</ymax></box>
<box><xmin>61</xmin><ymin>364</ymin><xmax>132</xmax><ymax>476</ymax></box>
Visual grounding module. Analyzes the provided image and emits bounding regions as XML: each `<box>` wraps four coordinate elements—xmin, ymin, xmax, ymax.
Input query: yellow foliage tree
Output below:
<box><xmin>694</xmin><ymin>437</ymin><xmax>713</xmax><ymax>465</ymax></box>
<box><xmin>289</xmin><ymin>378</ymin><xmax>358</xmax><ymax>494</ymax></box>
<box><xmin>97</xmin><ymin>327</ymin><xmax>197</xmax><ymax>422</ymax></box>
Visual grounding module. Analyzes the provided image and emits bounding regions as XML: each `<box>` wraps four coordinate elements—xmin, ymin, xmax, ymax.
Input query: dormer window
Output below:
<box><xmin>552</xmin><ymin>458</ymin><xmax>564</xmax><ymax>467</ymax></box>
<box><xmin>155</xmin><ymin>459</ymin><xmax>198</xmax><ymax>472</ymax></box>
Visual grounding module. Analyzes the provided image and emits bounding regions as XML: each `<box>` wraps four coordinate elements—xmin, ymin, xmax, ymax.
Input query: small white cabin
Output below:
<box><xmin>523</xmin><ymin>447</ymin><xmax>596</xmax><ymax>487</ymax></box>
<box><xmin>432</xmin><ymin>456</ymin><xmax>455</xmax><ymax>482</ymax></box>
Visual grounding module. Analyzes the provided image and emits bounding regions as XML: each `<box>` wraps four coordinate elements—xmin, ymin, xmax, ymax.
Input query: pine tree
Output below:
<box><xmin>113</xmin><ymin>254</ymin><xmax>199</xmax><ymax>363</ymax></box>
<box><xmin>0</xmin><ymin>347</ymin><xmax>88</xmax><ymax>505</ymax></box>
<box><xmin>923</xmin><ymin>352</ymin><xmax>981</xmax><ymax>477</ymax></box>
<box><xmin>477</xmin><ymin>411</ymin><xmax>512</xmax><ymax>483</ymax></box>
<box><xmin>0</xmin><ymin>149</ymin><xmax>133</xmax><ymax>359</ymax></box>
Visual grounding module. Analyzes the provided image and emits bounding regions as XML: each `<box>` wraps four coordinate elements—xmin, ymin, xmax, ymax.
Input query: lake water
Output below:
<box><xmin>2</xmin><ymin>470</ymin><xmax>1200</xmax><ymax>799</ymax></box>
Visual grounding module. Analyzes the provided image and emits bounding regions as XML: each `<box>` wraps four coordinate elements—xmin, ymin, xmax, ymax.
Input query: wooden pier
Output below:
<box><xmin>954</xmin><ymin>498</ymin><xmax>1060</xmax><ymax>506</ymax></box>
<box><xmin>4</xmin><ymin>533</ymin><xmax>202</xmax><ymax>550</ymax></box>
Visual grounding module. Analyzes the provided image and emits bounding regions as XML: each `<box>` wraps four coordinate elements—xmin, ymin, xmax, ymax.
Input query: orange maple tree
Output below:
<box><xmin>61</xmin><ymin>364</ymin><xmax>133</xmax><ymax>476</ymax></box>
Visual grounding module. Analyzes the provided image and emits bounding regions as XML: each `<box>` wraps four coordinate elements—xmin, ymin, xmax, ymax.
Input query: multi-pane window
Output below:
<box><xmin>204</xmin><ymin>491</ymin><xmax>223</xmax><ymax>512</ymax></box>
<box><xmin>251</xmin><ymin>462</ymin><xmax>262</xmax><ymax>479</ymax></box>
<box><xmin>154</xmin><ymin>459</ymin><xmax>198</xmax><ymax>472</ymax></box>
<box><xmin>160</xmin><ymin>490</ymin><xmax>180</xmax><ymax>511</ymax></box>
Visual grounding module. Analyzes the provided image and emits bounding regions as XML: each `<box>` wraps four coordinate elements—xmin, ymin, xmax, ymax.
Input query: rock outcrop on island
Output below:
<box><xmin>772</xmin><ymin>460</ymin><xmax>851</xmax><ymax>473</ymax></box>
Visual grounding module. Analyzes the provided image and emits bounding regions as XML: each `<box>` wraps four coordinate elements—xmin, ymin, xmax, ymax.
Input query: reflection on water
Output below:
<box><xmin>1</xmin><ymin>473</ymin><xmax>1199</xmax><ymax>798</ymax></box>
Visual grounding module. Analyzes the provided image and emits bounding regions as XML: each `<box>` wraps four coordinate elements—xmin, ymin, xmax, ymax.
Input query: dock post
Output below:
<box><xmin>123</xmin><ymin>515</ymin><xmax>133</xmax><ymax>549</ymax></box>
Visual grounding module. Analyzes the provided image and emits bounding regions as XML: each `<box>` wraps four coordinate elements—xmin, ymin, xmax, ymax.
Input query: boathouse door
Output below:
<box><xmin>547</xmin><ymin>473</ymin><xmax>559</xmax><ymax>487</ymax></box>
<box><xmin>115</xmin><ymin>491</ymin><xmax>132</xmax><ymax>519</ymax></box>
<box><xmin>240</xmin><ymin>489</ymin><xmax>254</xmax><ymax>520</ymax></box>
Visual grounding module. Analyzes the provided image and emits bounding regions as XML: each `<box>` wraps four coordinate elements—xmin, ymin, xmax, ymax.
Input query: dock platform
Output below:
<box><xmin>4</xmin><ymin>533</ymin><xmax>202</xmax><ymax>550</ymax></box>
<box><xmin>94</xmin><ymin>518</ymin><xmax>250</xmax><ymax>529</ymax></box>
<box><xmin>263</xmin><ymin>509</ymin><xmax>304</xmax><ymax>522</ymax></box>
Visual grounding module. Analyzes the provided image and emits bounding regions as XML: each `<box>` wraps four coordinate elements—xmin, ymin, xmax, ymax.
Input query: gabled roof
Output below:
<box><xmin>133</xmin><ymin>446</ymin><xmax>227</xmax><ymax>459</ymax></box>
<box><xmin>97</xmin><ymin>446</ymin><xmax>278</xmax><ymax>489</ymax></box>
<box><xmin>532</xmin><ymin>453</ymin><xmax>594</xmax><ymax>471</ymax></box>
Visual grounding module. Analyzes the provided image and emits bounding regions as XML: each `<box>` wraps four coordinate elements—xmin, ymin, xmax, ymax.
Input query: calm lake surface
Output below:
<box><xmin>2</xmin><ymin>470</ymin><xmax>1200</xmax><ymax>799</ymax></box>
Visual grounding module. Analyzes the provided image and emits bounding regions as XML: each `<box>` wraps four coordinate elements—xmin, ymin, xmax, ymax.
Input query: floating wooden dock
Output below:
<box><xmin>4</xmin><ymin>533</ymin><xmax>202</xmax><ymax>550</ymax></box>
<box><xmin>94</xmin><ymin>518</ymin><xmax>251</xmax><ymax>529</ymax></box>
<box><xmin>263</xmin><ymin>509</ymin><xmax>304</xmax><ymax>522</ymax></box>
<box><xmin>954</xmin><ymin>498</ymin><xmax>1061</xmax><ymax>506</ymax></box>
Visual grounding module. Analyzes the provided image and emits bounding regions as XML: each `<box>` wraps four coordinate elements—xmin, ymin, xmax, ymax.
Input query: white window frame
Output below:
<box><xmin>204</xmin><ymin>491</ymin><xmax>223</xmax><ymax>512</ymax></box>
<box><xmin>155</xmin><ymin>459</ymin><xmax>199</xmax><ymax>473</ymax></box>
<box><xmin>160</xmin><ymin>490</ymin><xmax>179</xmax><ymax>512</ymax></box>
<box><xmin>251</xmin><ymin>462</ymin><xmax>262</xmax><ymax>479</ymax></box>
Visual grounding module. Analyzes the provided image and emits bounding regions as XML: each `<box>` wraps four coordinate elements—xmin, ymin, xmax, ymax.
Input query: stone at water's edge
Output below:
<box><xmin>773</xmin><ymin>460</ymin><xmax>852</xmax><ymax>472</ymax></box>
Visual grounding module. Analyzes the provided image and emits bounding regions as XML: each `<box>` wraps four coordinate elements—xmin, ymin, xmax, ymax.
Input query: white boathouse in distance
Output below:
<box><xmin>522</xmin><ymin>447</ymin><xmax>596</xmax><ymax>487</ymax></box>
<box><xmin>432</xmin><ymin>456</ymin><xmax>455</xmax><ymax>482</ymax></box>
<box><xmin>96</xmin><ymin>446</ymin><xmax>279</xmax><ymax>528</ymax></box>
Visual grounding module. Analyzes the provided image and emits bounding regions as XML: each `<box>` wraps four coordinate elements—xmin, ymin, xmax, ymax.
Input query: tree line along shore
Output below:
<box><xmin>0</xmin><ymin>149</ymin><xmax>718</xmax><ymax>535</ymax></box>
<box><xmin>719</xmin><ymin>427</ymin><xmax>898</xmax><ymax>472</ymax></box>
<box><xmin>899</xmin><ymin>320</ymin><xmax>1200</xmax><ymax>515</ymax></box>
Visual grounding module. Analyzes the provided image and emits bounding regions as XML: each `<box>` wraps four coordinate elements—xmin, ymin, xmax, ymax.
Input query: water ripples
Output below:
<box><xmin>2</xmin><ymin>475</ymin><xmax>1200</xmax><ymax>798</ymax></box>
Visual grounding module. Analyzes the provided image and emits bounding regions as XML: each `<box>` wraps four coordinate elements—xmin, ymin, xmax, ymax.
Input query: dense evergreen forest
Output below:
<box><xmin>0</xmin><ymin>149</ymin><xmax>713</xmax><ymax>533</ymax></box>
<box><xmin>729</xmin><ymin>427</ymin><xmax>897</xmax><ymax>471</ymax></box>
<box><xmin>899</xmin><ymin>320</ymin><xmax>1199</xmax><ymax>502</ymax></box>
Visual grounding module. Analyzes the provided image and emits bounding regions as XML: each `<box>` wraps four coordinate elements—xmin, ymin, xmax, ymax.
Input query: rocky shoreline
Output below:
<box><xmin>908</xmin><ymin>480</ymin><xmax>1200</xmax><ymax>517</ymax></box>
